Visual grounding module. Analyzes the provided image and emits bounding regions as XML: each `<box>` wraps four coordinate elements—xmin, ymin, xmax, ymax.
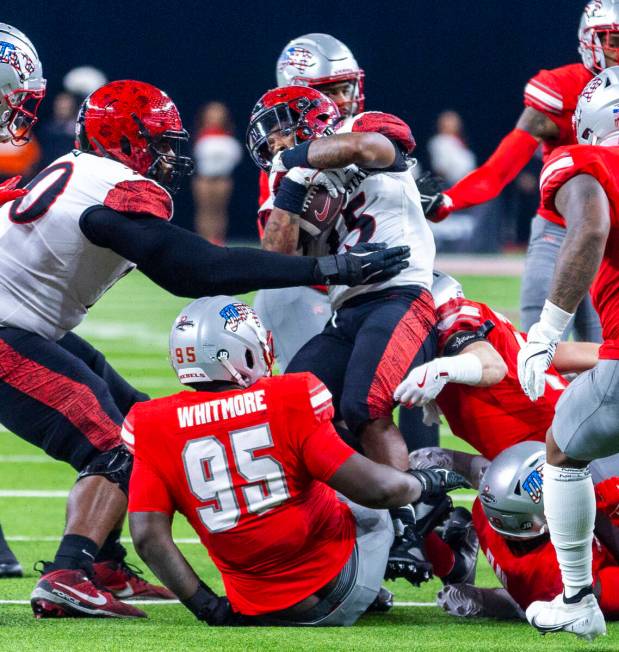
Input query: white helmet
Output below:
<box><xmin>431</xmin><ymin>270</ymin><xmax>464</xmax><ymax>309</ymax></box>
<box><xmin>170</xmin><ymin>296</ymin><xmax>274</xmax><ymax>388</ymax></box>
<box><xmin>479</xmin><ymin>441</ymin><xmax>547</xmax><ymax>540</ymax></box>
<box><xmin>0</xmin><ymin>24</ymin><xmax>45</xmax><ymax>143</ymax></box>
<box><xmin>574</xmin><ymin>65</ymin><xmax>619</xmax><ymax>145</ymax></box>
<box><xmin>276</xmin><ymin>33</ymin><xmax>364</xmax><ymax>115</ymax></box>
<box><xmin>579</xmin><ymin>0</ymin><xmax>619</xmax><ymax>73</ymax></box>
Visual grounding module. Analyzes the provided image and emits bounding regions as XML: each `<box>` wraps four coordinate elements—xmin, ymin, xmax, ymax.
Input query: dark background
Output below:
<box><xmin>4</xmin><ymin>0</ymin><xmax>585</xmax><ymax>238</ymax></box>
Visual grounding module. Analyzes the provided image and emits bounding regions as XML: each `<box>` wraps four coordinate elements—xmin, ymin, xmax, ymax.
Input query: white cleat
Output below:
<box><xmin>526</xmin><ymin>591</ymin><xmax>607</xmax><ymax>642</ymax></box>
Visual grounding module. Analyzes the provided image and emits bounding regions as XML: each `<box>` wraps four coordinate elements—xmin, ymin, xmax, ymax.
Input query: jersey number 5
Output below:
<box><xmin>182</xmin><ymin>424</ymin><xmax>290</xmax><ymax>533</ymax></box>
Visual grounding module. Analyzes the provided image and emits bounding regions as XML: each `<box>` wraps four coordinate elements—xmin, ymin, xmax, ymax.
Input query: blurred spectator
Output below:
<box><xmin>63</xmin><ymin>66</ymin><xmax>107</xmax><ymax>102</ymax></box>
<box><xmin>0</xmin><ymin>137</ymin><xmax>40</xmax><ymax>183</ymax></box>
<box><xmin>427</xmin><ymin>110</ymin><xmax>476</xmax><ymax>185</ymax></box>
<box><xmin>192</xmin><ymin>102</ymin><xmax>242</xmax><ymax>244</ymax></box>
<box><xmin>38</xmin><ymin>92</ymin><xmax>78</xmax><ymax>169</ymax></box>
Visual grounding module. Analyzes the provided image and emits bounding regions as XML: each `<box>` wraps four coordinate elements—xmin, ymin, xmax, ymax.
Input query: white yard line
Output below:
<box><xmin>0</xmin><ymin>455</ymin><xmax>52</xmax><ymax>463</ymax></box>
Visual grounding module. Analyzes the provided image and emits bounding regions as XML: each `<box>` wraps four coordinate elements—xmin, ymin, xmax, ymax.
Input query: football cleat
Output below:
<box><xmin>386</xmin><ymin>505</ymin><xmax>433</xmax><ymax>586</ymax></box>
<box><xmin>437</xmin><ymin>583</ymin><xmax>483</xmax><ymax>618</ymax></box>
<box><xmin>0</xmin><ymin>559</ymin><xmax>23</xmax><ymax>578</ymax></box>
<box><xmin>92</xmin><ymin>560</ymin><xmax>175</xmax><ymax>600</ymax></box>
<box><xmin>440</xmin><ymin>507</ymin><xmax>479</xmax><ymax>585</ymax></box>
<box><xmin>31</xmin><ymin>565</ymin><xmax>146</xmax><ymax>618</ymax></box>
<box><xmin>526</xmin><ymin>588</ymin><xmax>606</xmax><ymax>642</ymax></box>
<box><xmin>366</xmin><ymin>586</ymin><xmax>394</xmax><ymax>613</ymax></box>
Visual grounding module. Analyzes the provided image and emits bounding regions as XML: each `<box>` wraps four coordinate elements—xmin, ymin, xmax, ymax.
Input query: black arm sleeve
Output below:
<box><xmin>79</xmin><ymin>207</ymin><xmax>318</xmax><ymax>297</ymax></box>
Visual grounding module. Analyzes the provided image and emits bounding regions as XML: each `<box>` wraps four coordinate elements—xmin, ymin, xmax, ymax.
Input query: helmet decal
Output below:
<box><xmin>279</xmin><ymin>46</ymin><xmax>317</xmax><ymax>75</ymax></box>
<box><xmin>522</xmin><ymin>464</ymin><xmax>544</xmax><ymax>504</ymax></box>
<box><xmin>175</xmin><ymin>315</ymin><xmax>195</xmax><ymax>331</ymax></box>
<box><xmin>0</xmin><ymin>41</ymin><xmax>34</xmax><ymax>77</ymax></box>
<box><xmin>219</xmin><ymin>302</ymin><xmax>262</xmax><ymax>333</ymax></box>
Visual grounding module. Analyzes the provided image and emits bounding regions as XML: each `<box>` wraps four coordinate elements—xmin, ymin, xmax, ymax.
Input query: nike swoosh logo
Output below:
<box><xmin>55</xmin><ymin>582</ymin><xmax>108</xmax><ymax>606</ymax></box>
<box><xmin>417</xmin><ymin>369</ymin><xmax>428</xmax><ymax>388</ymax></box>
<box><xmin>114</xmin><ymin>582</ymin><xmax>134</xmax><ymax>599</ymax></box>
<box><xmin>314</xmin><ymin>196</ymin><xmax>331</xmax><ymax>222</ymax></box>
<box><xmin>531</xmin><ymin>615</ymin><xmax>580</xmax><ymax>631</ymax></box>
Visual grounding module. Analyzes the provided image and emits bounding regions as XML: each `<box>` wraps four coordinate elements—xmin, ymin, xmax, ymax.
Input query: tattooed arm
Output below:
<box><xmin>306</xmin><ymin>132</ymin><xmax>396</xmax><ymax>169</ymax></box>
<box><xmin>261</xmin><ymin>207</ymin><xmax>300</xmax><ymax>254</ymax></box>
<box><xmin>515</xmin><ymin>107</ymin><xmax>561</xmax><ymax>142</ymax></box>
<box><xmin>548</xmin><ymin>173</ymin><xmax>610</xmax><ymax>312</ymax></box>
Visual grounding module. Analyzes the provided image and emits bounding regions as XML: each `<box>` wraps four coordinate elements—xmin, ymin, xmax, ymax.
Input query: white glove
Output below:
<box><xmin>394</xmin><ymin>359</ymin><xmax>449</xmax><ymax>407</ymax></box>
<box><xmin>422</xmin><ymin>401</ymin><xmax>442</xmax><ymax>427</ymax></box>
<box><xmin>517</xmin><ymin>300</ymin><xmax>573</xmax><ymax>401</ymax></box>
<box><xmin>270</xmin><ymin>151</ymin><xmax>289</xmax><ymax>174</ymax></box>
<box><xmin>285</xmin><ymin>167</ymin><xmax>350</xmax><ymax>198</ymax></box>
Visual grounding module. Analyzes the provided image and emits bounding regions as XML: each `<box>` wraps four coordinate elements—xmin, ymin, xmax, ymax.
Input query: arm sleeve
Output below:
<box><xmin>79</xmin><ymin>207</ymin><xmax>317</xmax><ymax>297</ymax></box>
<box><xmin>128</xmin><ymin>454</ymin><xmax>175</xmax><ymax>516</ymax></box>
<box><xmin>444</xmin><ymin>128</ymin><xmax>540</xmax><ymax>211</ymax></box>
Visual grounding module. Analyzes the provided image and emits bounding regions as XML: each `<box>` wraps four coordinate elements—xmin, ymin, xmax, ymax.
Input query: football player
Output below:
<box><xmin>0</xmin><ymin>79</ymin><xmax>408</xmax><ymax>618</ymax></box>
<box><xmin>515</xmin><ymin>67</ymin><xmax>619</xmax><ymax>641</ymax></box>
<box><xmin>417</xmin><ymin>1</ymin><xmax>619</xmax><ymax>343</ymax></box>
<box><xmin>0</xmin><ymin>22</ymin><xmax>46</xmax><ymax>579</ymax></box>
<box><xmin>247</xmin><ymin>85</ymin><xmax>442</xmax><ymax>585</ymax></box>
<box><xmin>435</xmin><ymin>443</ymin><xmax>619</xmax><ymax>623</ymax></box>
<box><xmin>395</xmin><ymin>272</ymin><xmax>599</xmax><ymax>462</ymax></box>
<box><xmin>126</xmin><ymin>296</ymin><xmax>466</xmax><ymax>626</ymax></box>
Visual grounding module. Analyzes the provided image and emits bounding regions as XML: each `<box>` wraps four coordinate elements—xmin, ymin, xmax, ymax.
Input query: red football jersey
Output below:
<box><xmin>540</xmin><ymin>145</ymin><xmax>619</xmax><ymax>360</ymax></box>
<box><xmin>523</xmin><ymin>63</ymin><xmax>593</xmax><ymax>226</ymax></box>
<box><xmin>473</xmin><ymin>498</ymin><xmax>618</xmax><ymax>613</ymax></box>
<box><xmin>124</xmin><ymin>372</ymin><xmax>356</xmax><ymax>616</ymax></box>
<box><xmin>435</xmin><ymin>298</ymin><xmax>567</xmax><ymax>459</ymax></box>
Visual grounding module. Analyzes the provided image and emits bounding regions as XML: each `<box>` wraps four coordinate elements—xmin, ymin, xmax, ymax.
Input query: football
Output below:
<box><xmin>298</xmin><ymin>185</ymin><xmax>344</xmax><ymax>238</ymax></box>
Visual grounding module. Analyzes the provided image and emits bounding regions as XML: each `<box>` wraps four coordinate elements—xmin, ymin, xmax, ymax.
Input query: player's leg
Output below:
<box><xmin>0</xmin><ymin>523</ymin><xmax>22</xmax><ymax>578</ymax></box>
<box><xmin>253</xmin><ymin>287</ymin><xmax>331</xmax><ymax>372</ymax></box>
<box><xmin>520</xmin><ymin>216</ymin><xmax>602</xmax><ymax>341</ymax></box>
<box><xmin>398</xmin><ymin>406</ymin><xmax>439</xmax><ymax>452</ymax></box>
<box><xmin>526</xmin><ymin>360</ymin><xmax>619</xmax><ymax>640</ymax></box>
<box><xmin>0</xmin><ymin>328</ymin><xmax>146</xmax><ymax>617</ymax></box>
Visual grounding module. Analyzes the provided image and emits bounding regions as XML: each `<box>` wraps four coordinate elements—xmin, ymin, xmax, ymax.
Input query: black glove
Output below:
<box><xmin>408</xmin><ymin>467</ymin><xmax>470</xmax><ymax>503</ymax></box>
<box><xmin>314</xmin><ymin>242</ymin><xmax>410</xmax><ymax>287</ymax></box>
<box><xmin>182</xmin><ymin>582</ymin><xmax>247</xmax><ymax>626</ymax></box>
<box><xmin>416</xmin><ymin>172</ymin><xmax>445</xmax><ymax>219</ymax></box>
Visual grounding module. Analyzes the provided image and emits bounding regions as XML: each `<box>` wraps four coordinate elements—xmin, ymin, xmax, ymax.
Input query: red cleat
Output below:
<box><xmin>92</xmin><ymin>560</ymin><xmax>175</xmax><ymax>600</ymax></box>
<box><xmin>31</xmin><ymin>567</ymin><xmax>146</xmax><ymax>618</ymax></box>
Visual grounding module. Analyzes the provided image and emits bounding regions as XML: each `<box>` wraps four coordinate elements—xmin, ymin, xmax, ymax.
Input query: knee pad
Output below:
<box><xmin>77</xmin><ymin>446</ymin><xmax>133</xmax><ymax>495</ymax></box>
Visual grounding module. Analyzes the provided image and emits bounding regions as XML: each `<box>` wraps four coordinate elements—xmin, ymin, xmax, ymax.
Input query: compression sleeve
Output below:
<box><xmin>79</xmin><ymin>206</ymin><xmax>317</xmax><ymax>297</ymax></box>
<box><xmin>444</xmin><ymin>128</ymin><xmax>540</xmax><ymax>211</ymax></box>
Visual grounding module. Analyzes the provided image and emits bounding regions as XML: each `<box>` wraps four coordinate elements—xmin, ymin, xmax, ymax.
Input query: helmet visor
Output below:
<box><xmin>246</xmin><ymin>104</ymin><xmax>297</xmax><ymax>171</ymax></box>
<box><xmin>147</xmin><ymin>128</ymin><xmax>194</xmax><ymax>194</ymax></box>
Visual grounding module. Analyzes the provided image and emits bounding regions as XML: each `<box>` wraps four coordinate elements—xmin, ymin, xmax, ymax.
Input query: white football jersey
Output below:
<box><xmin>327</xmin><ymin>114</ymin><xmax>435</xmax><ymax>308</ymax></box>
<box><xmin>0</xmin><ymin>151</ymin><xmax>173</xmax><ymax>340</ymax></box>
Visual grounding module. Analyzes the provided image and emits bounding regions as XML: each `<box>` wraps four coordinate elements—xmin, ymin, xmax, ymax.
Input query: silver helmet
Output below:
<box><xmin>276</xmin><ymin>33</ymin><xmax>364</xmax><ymax>115</ymax></box>
<box><xmin>170</xmin><ymin>296</ymin><xmax>274</xmax><ymax>388</ymax></box>
<box><xmin>431</xmin><ymin>270</ymin><xmax>464</xmax><ymax>309</ymax></box>
<box><xmin>0</xmin><ymin>24</ymin><xmax>46</xmax><ymax>143</ymax></box>
<box><xmin>579</xmin><ymin>0</ymin><xmax>619</xmax><ymax>73</ymax></box>
<box><xmin>574</xmin><ymin>65</ymin><xmax>619</xmax><ymax>145</ymax></box>
<box><xmin>479</xmin><ymin>441</ymin><xmax>547</xmax><ymax>540</ymax></box>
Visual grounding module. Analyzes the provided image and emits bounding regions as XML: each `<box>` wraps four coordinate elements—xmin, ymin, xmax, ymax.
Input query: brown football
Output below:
<box><xmin>298</xmin><ymin>185</ymin><xmax>344</xmax><ymax>238</ymax></box>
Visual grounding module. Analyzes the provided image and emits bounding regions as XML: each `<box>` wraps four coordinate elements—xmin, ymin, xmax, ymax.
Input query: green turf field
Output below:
<box><xmin>0</xmin><ymin>272</ymin><xmax>615</xmax><ymax>651</ymax></box>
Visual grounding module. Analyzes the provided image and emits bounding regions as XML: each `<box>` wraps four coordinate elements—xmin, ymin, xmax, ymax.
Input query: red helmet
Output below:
<box><xmin>76</xmin><ymin>80</ymin><xmax>194</xmax><ymax>192</ymax></box>
<box><xmin>246</xmin><ymin>85</ymin><xmax>340</xmax><ymax>171</ymax></box>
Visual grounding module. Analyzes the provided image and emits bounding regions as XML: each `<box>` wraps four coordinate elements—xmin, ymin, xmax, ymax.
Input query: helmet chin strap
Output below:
<box><xmin>217</xmin><ymin>355</ymin><xmax>250</xmax><ymax>388</ymax></box>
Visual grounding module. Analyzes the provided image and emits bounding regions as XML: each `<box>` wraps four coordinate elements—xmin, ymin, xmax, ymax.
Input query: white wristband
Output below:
<box><xmin>439</xmin><ymin>353</ymin><xmax>483</xmax><ymax>386</ymax></box>
<box><xmin>539</xmin><ymin>299</ymin><xmax>573</xmax><ymax>339</ymax></box>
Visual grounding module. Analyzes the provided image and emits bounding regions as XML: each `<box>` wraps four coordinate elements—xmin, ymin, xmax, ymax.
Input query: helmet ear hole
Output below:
<box><xmin>245</xmin><ymin>349</ymin><xmax>255</xmax><ymax>369</ymax></box>
<box><xmin>120</xmin><ymin>135</ymin><xmax>132</xmax><ymax>156</ymax></box>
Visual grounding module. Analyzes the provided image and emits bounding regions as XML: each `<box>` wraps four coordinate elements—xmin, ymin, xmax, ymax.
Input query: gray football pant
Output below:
<box><xmin>520</xmin><ymin>216</ymin><xmax>602</xmax><ymax>341</ymax></box>
<box><xmin>253</xmin><ymin>287</ymin><xmax>331</xmax><ymax>372</ymax></box>
<box><xmin>258</xmin><ymin>502</ymin><xmax>393</xmax><ymax>626</ymax></box>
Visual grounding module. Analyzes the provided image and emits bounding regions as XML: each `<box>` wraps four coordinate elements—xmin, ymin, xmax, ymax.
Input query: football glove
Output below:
<box><xmin>314</xmin><ymin>242</ymin><xmax>410</xmax><ymax>287</ymax></box>
<box><xmin>416</xmin><ymin>172</ymin><xmax>450</xmax><ymax>222</ymax></box>
<box><xmin>285</xmin><ymin>166</ymin><xmax>351</xmax><ymax>198</ymax></box>
<box><xmin>408</xmin><ymin>467</ymin><xmax>471</xmax><ymax>503</ymax></box>
<box><xmin>394</xmin><ymin>359</ymin><xmax>450</xmax><ymax>407</ymax></box>
<box><xmin>517</xmin><ymin>300</ymin><xmax>573</xmax><ymax>401</ymax></box>
<box><xmin>0</xmin><ymin>176</ymin><xmax>27</xmax><ymax>206</ymax></box>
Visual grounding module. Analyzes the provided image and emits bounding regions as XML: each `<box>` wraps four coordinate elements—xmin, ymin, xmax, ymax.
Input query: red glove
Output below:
<box><xmin>0</xmin><ymin>176</ymin><xmax>27</xmax><ymax>206</ymax></box>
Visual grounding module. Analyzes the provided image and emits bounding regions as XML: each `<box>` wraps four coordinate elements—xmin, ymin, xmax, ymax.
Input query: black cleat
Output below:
<box><xmin>366</xmin><ymin>586</ymin><xmax>394</xmax><ymax>613</ymax></box>
<box><xmin>386</xmin><ymin>505</ymin><xmax>433</xmax><ymax>586</ymax></box>
<box><xmin>440</xmin><ymin>507</ymin><xmax>479</xmax><ymax>585</ymax></box>
<box><xmin>0</xmin><ymin>559</ymin><xmax>23</xmax><ymax>578</ymax></box>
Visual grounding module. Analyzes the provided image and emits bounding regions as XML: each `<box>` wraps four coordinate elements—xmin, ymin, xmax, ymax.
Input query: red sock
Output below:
<box><xmin>425</xmin><ymin>531</ymin><xmax>455</xmax><ymax>579</ymax></box>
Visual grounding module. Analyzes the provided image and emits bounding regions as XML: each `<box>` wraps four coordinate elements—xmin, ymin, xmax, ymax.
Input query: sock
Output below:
<box><xmin>424</xmin><ymin>531</ymin><xmax>455</xmax><ymax>578</ymax></box>
<box><xmin>95</xmin><ymin>529</ymin><xmax>126</xmax><ymax>563</ymax></box>
<box><xmin>52</xmin><ymin>534</ymin><xmax>99</xmax><ymax>571</ymax></box>
<box><xmin>543</xmin><ymin>463</ymin><xmax>595</xmax><ymax>599</ymax></box>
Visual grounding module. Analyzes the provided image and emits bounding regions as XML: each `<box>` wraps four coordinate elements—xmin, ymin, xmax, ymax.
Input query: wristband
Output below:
<box><xmin>273</xmin><ymin>177</ymin><xmax>307</xmax><ymax>214</ymax></box>
<box><xmin>281</xmin><ymin>140</ymin><xmax>312</xmax><ymax>169</ymax></box>
<box><xmin>539</xmin><ymin>299</ymin><xmax>573</xmax><ymax>338</ymax></box>
<box><xmin>181</xmin><ymin>582</ymin><xmax>219</xmax><ymax>620</ymax></box>
<box><xmin>439</xmin><ymin>352</ymin><xmax>483</xmax><ymax>385</ymax></box>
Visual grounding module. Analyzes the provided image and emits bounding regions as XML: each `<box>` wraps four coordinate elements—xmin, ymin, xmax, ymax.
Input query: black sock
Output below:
<box><xmin>52</xmin><ymin>534</ymin><xmax>99</xmax><ymax>571</ymax></box>
<box><xmin>95</xmin><ymin>529</ymin><xmax>126</xmax><ymax>563</ymax></box>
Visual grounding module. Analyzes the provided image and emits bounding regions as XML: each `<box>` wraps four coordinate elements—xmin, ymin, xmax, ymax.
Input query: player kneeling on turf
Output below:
<box><xmin>125</xmin><ymin>296</ymin><xmax>466</xmax><ymax>626</ymax></box>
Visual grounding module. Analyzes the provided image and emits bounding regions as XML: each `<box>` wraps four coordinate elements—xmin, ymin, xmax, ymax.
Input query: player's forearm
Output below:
<box><xmin>553</xmin><ymin>342</ymin><xmax>600</xmax><ymax>374</ymax></box>
<box><xmin>460</xmin><ymin>341</ymin><xmax>507</xmax><ymax>387</ymax></box>
<box><xmin>261</xmin><ymin>208</ymin><xmax>300</xmax><ymax>254</ymax></box>
<box><xmin>306</xmin><ymin>132</ymin><xmax>395</xmax><ymax>169</ymax></box>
